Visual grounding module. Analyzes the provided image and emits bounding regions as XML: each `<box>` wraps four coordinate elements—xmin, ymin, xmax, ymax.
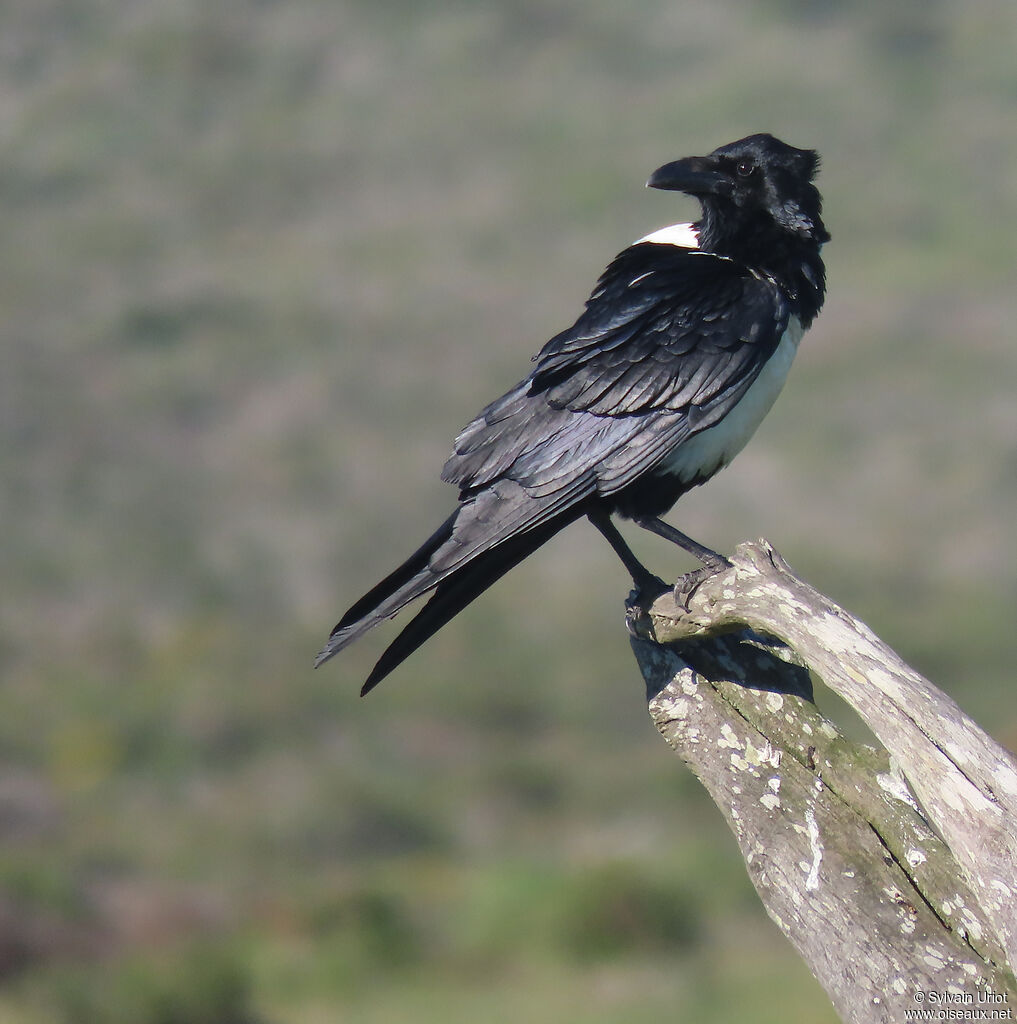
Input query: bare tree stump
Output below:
<box><xmin>628</xmin><ymin>539</ymin><xmax>1017</xmax><ymax>1024</ymax></box>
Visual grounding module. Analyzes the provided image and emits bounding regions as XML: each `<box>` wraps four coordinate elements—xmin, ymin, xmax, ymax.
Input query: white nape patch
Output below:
<box><xmin>660</xmin><ymin>317</ymin><xmax>805</xmax><ymax>484</ymax></box>
<box><xmin>636</xmin><ymin>222</ymin><xmax>699</xmax><ymax>248</ymax></box>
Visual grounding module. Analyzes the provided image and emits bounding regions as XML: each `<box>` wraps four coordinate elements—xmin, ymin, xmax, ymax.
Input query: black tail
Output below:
<box><xmin>315</xmin><ymin>490</ymin><xmax>583</xmax><ymax>692</ymax></box>
<box><xmin>359</xmin><ymin>514</ymin><xmax>573</xmax><ymax>695</ymax></box>
<box><xmin>314</xmin><ymin>512</ymin><xmax>458</xmax><ymax>670</ymax></box>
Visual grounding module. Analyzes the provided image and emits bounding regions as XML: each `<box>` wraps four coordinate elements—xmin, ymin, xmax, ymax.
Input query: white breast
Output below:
<box><xmin>660</xmin><ymin>316</ymin><xmax>804</xmax><ymax>484</ymax></box>
<box><xmin>636</xmin><ymin>222</ymin><xmax>699</xmax><ymax>248</ymax></box>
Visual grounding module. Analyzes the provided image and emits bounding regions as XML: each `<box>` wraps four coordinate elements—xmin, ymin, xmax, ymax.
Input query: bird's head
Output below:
<box><xmin>648</xmin><ymin>134</ymin><xmax>830</xmax><ymax>256</ymax></box>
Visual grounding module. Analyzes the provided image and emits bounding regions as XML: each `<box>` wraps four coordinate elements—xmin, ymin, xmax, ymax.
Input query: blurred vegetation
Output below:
<box><xmin>2</xmin><ymin>0</ymin><xmax>1016</xmax><ymax>1020</ymax></box>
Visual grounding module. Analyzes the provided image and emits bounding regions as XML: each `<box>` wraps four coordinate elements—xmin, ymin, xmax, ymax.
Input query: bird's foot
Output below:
<box><xmin>673</xmin><ymin>555</ymin><xmax>731</xmax><ymax>611</ymax></box>
<box><xmin>624</xmin><ymin>572</ymin><xmax>669</xmax><ymax>637</ymax></box>
<box><xmin>630</xmin><ymin>571</ymin><xmax>670</xmax><ymax>606</ymax></box>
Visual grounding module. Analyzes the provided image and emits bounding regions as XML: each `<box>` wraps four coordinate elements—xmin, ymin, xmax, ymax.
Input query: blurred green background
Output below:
<box><xmin>3</xmin><ymin>1</ymin><xmax>1016</xmax><ymax>1021</ymax></box>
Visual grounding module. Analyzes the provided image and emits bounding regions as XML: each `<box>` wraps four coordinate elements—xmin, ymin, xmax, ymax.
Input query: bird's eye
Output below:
<box><xmin>736</xmin><ymin>159</ymin><xmax>755</xmax><ymax>178</ymax></box>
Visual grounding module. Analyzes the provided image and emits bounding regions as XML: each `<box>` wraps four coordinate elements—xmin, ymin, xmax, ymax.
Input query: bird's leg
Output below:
<box><xmin>587</xmin><ymin>510</ymin><xmax>667</xmax><ymax>601</ymax></box>
<box><xmin>632</xmin><ymin>516</ymin><xmax>731</xmax><ymax>570</ymax></box>
<box><xmin>632</xmin><ymin>516</ymin><xmax>732</xmax><ymax>607</ymax></box>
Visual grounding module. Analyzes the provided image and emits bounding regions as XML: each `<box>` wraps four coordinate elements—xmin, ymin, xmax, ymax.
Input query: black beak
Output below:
<box><xmin>647</xmin><ymin>156</ymin><xmax>728</xmax><ymax>197</ymax></box>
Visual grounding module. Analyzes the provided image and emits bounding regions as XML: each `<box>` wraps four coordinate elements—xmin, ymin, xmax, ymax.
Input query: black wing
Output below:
<box><xmin>442</xmin><ymin>244</ymin><xmax>791</xmax><ymax>502</ymax></box>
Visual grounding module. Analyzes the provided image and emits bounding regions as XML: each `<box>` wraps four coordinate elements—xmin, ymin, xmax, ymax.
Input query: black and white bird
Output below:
<box><xmin>318</xmin><ymin>133</ymin><xmax>829</xmax><ymax>694</ymax></box>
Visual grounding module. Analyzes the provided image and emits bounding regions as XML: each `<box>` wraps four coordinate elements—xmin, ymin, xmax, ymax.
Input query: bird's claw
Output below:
<box><xmin>624</xmin><ymin>574</ymin><xmax>668</xmax><ymax>637</ymax></box>
<box><xmin>624</xmin><ymin>603</ymin><xmax>645</xmax><ymax>638</ymax></box>
<box><xmin>673</xmin><ymin>558</ymin><xmax>729</xmax><ymax>611</ymax></box>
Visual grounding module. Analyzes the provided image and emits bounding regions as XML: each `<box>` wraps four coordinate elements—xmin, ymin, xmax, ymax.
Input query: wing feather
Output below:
<box><xmin>441</xmin><ymin>245</ymin><xmax>789</xmax><ymax>514</ymax></box>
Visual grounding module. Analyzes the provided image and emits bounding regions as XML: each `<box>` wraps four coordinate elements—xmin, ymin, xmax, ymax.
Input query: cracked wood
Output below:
<box><xmin>628</xmin><ymin>539</ymin><xmax>1017</xmax><ymax>1023</ymax></box>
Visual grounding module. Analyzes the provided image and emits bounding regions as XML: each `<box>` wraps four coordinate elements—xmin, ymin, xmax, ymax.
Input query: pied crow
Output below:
<box><xmin>318</xmin><ymin>133</ymin><xmax>829</xmax><ymax>694</ymax></box>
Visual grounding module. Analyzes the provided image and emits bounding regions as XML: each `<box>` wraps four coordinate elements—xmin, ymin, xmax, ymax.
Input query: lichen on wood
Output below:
<box><xmin>628</xmin><ymin>540</ymin><xmax>1017</xmax><ymax>1023</ymax></box>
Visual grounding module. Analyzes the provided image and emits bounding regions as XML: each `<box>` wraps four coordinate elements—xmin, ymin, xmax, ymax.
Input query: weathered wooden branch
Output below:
<box><xmin>628</xmin><ymin>539</ymin><xmax>1017</xmax><ymax>1024</ymax></box>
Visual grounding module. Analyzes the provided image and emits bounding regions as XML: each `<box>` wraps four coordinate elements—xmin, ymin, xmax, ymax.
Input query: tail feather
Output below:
<box><xmin>314</xmin><ymin>512</ymin><xmax>458</xmax><ymax>669</ymax></box>
<box><xmin>360</xmin><ymin>512</ymin><xmax>575</xmax><ymax>695</ymax></box>
<box><xmin>317</xmin><ymin>473</ymin><xmax>588</xmax><ymax>687</ymax></box>
<box><xmin>333</xmin><ymin>513</ymin><xmax>457</xmax><ymax>632</ymax></box>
